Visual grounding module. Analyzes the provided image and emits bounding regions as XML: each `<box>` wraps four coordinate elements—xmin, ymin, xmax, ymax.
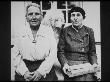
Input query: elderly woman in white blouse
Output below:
<box><xmin>13</xmin><ymin>3</ymin><xmax>57</xmax><ymax>81</ymax></box>
<box><xmin>41</xmin><ymin>9</ymin><xmax>65</xmax><ymax>81</ymax></box>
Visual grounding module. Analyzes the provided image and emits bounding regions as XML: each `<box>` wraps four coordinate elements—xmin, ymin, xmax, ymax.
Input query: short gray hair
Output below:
<box><xmin>25</xmin><ymin>3</ymin><xmax>42</xmax><ymax>17</ymax></box>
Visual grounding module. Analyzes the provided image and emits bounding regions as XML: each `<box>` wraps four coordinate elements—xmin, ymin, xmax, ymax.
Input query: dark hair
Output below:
<box><xmin>69</xmin><ymin>6</ymin><xmax>86</xmax><ymax>19</ymax></box>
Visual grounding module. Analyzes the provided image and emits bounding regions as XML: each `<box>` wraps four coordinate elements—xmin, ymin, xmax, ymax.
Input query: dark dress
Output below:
<box><xmin>57</xmin><ymin>25</ymin><xmax>98</xmax><ymax>81</ymax></box>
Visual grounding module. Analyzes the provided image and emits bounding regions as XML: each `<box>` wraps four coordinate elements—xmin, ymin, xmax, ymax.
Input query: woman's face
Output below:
<box><xmin>70</xmin><ymin>12</ymin><xmax>83</xmax><ymax>27</ymax></box>
<box><xmin>26</xmin><ymin>6</ymin><xmax>42</xmax><ymax>27</ymax></box>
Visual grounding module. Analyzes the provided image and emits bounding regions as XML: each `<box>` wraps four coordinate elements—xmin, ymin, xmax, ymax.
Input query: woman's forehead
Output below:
<box><xmin>71</xmin><ymin>12</ymin><xmax>82</xmax><ymax>15</ymax></box>
<box><xmin>27</xmin><ymin>6</ymin><xmax>40</xmax><ymax>13</ymax></box>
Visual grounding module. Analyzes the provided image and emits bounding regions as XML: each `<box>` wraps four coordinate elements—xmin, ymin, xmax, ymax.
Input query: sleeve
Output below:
<box><xmin>15</xmin><ymin>57</ymin><xmax>29</xmax><ymax>76</ymax></box>
<box><xmin>37</xmin><ymin>27</ymin><xmax>57</xmax><ymax>78</ymax></box>
<box><xmin>57</xmin><ymin>28</ymin><xmax>68</xmax><ymax>68</ymax></box>
<box><xmin>13</xmin><ymin>37</ymin><xmax>29</xmax><ymax>76</ymax></box>
<box><xmin>88</xmin><ymin>28</ymin><xmax>98</xmax><ymax>65</ymax></box>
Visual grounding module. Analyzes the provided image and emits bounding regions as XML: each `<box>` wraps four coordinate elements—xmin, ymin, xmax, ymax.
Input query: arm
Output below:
<box><xmin>15</xmin><ymin>53</ymin><xmax>34</xmax><ymax>81</ymax></box>
<box><xmin>15</xmin><ymin>56</ymin><xmax>29</xmax><ymax>76</ymax></box>
<box><xmin>37</xmin><ymin>29</ymin><xmax>57</xmax><ymax>78</ymax></box>
<box><xmin>14</xmin><ymin>37</ymin><xmax>29</xmax><ymax>76</ymax></box>
<box><xmin>57</xmin><ymin>28</ymin><xmax>68</xmax><ymax>68</ymax></box>
<box><xmin>88</xmin><ymin>28</ymin><xmax>98</xmax><ymax>65</ymax></box>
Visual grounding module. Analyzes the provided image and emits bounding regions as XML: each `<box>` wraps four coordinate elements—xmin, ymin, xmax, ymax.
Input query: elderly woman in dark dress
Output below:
<box><xmin>57</xmin><ymin>6</ymin><xmax>99</xmax><ymax>81</ymax></box>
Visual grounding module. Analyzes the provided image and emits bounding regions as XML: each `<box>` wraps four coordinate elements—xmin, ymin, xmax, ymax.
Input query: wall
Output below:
<box><xmin>83</xmin><ymin>1</ymin><xmax>101</xmax><ymax>42</ymax></box>
<box><xmin>11</xmin><ymin>2</ymin><xmax>26</xmax><ymax>80</ymax></box>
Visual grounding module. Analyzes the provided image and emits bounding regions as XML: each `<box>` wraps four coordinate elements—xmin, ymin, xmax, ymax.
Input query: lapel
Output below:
<box><xmin>67</xmin><ymin>25</ymin><xmax>83</xmax><ymax>42</ymax></box>
<box><xmin>79</xmin><ymin>25</ymin><xmax>89</xmax><ymax>38</ymax></box>
<box><xmin>79</xmin><ymin>26</ymin><xmax>89</xmax><ymax>46</ymax></box>
<box><xmin>25</xmin><ymin>23</ymin><xmax>34</xmax><ymax>42</ymax></box>
<box><xmin>26</xmin><ymin>23</ymin><xmax>45</xmax><ymax>42</ymax></box>
<box><xmin>66</xmin><ymin>25</ymin><xmax>89</xmax><ymax>47</ymax></box>
<box><xmin>67</xmin><ymin>25</ymin><xmax>89</xmax><ymax>43</ymax></box>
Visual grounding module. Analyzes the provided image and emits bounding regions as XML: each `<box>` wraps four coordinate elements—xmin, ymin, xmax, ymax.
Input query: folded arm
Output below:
<box><xmin>57</xmin><ymin>28</ymin><xmax>68</xmax><ymax>68</ymax></box>
<box><xmin>13</xmin><ymin>38</ymin><xmax>29</xmax><ymax>76</ymax></box>
<box><xmin>88</xmin><ymin>28</ymin><xmax>98</xmax><ymax>65</ymax></box>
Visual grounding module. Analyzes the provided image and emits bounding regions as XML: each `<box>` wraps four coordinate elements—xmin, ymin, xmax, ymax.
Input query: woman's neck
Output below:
<box><xmin>30</xmin><ymin>25</ymin><xmax>39</xmax><ymax>31</ymax></box>
<box><xmin>72</xmin><ymin>24</ymin><xmax>83</xmax><ymax>31</ymax></box>
<box><xmin>30</xmin><ymin>25</ymin><xmax>40</xmax><ymax>42</ymax></box>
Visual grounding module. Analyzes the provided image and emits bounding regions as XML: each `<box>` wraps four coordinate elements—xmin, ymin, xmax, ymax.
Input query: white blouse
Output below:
<box><xmin>14</xmin><ymin>24</ymin><xmax>57</xmax><ymax>77</ymax></box>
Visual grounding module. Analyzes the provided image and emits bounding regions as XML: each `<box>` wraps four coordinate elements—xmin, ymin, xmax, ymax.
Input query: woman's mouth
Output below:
<box><xmin>31</xmin><ymin>20</ymin><xmax>37</xmax><ymax>22</ymax></box>
<box><xmin>74</xmin><ymin>21</ymin><xmax>79</xmax><ymax>24</ymax></box>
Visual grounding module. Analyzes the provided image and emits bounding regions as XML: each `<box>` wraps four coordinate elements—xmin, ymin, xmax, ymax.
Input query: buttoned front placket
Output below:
<box><xmin>27</xmin><ymin>33</ymin><xmax>38</xmax><ymax>60</ymax></box>
<box><xmin>72</xmin><ymin>25</ymin><xmax>85</xmax><ymax>52</ymax></box>
<box><xmin>81</xmin><ymin>47</ymin><xmax>84</xmax><ymax>52</ymax></box>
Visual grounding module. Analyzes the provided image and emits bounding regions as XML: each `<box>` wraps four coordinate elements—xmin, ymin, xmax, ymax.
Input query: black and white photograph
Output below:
<box><xmin>11</xmin><ymin>1</ymin><xmax>101</xmax><ymax>81</ymax></box>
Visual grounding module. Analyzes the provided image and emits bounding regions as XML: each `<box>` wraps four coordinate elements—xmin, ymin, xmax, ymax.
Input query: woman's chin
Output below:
<box><xmin>72</xmin><ymin>23</ymin><xmax>81</xmax><ymax>27</ymax></box>
<box><xmin>73</xmin><ymin>24</ymin><xmax>79</xmax><ymax>27</ymax></box>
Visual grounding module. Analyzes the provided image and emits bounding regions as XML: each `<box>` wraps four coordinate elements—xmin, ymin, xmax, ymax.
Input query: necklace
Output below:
<box><xmin>32</xmin><ymin>30</ymin><xmax>37</xmax><ymax>43</ymax></box>
<box><xmin>32</xmin><ymin>39</ymin><xmax>37</xmax><ymax>43</ymax></box>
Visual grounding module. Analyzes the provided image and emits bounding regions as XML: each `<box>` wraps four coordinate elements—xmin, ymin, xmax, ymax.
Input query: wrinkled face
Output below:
<box><xmin>71</xmin><ymin>12</ymin><xmax>83</xmax><ymax>27</ymax></box>
<box><xmin>26</xmin><ymin>6</ymin><xmax>42</xmax><ymax>27</ymax></box>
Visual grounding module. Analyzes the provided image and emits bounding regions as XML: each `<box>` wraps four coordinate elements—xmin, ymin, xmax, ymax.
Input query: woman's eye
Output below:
<box><xmin>71</xmin><ymin>14</ymin><xmax>75</xmax><ymax>17</ymax></box>
<box><xmin>28</xmin><ymin>13</ymin><xmax>40</xmax><ymax>16</ymax></box>
<box><xmin>77</xmin><ymin>13</ymin><xmax>81</xmax><ymax>16</ymax></box>
<box><xmin>35</xmin><ymin>13</ymin><xmax>40</xmax><ymax>15</ymax></box>
<box><xmin>28</xmin><ymin>13</ymin><xmax>33</xmax><ymax>16</ymax></box>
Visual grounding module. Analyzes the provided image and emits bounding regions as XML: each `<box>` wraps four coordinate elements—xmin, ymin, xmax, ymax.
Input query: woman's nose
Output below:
<box><xmin>31</xmin><ymin>13</ymin><xmax>36</xmax><ymax>18</ymax></box>
<box><xmin>74</xmin><ymin>17</ymin><xmax>78</xmax><ymax>21</ymax></box>
<box><xmin>32</xmin><ymin>15</ymin><xmax>36</xmax><ymax>19</ymax></box>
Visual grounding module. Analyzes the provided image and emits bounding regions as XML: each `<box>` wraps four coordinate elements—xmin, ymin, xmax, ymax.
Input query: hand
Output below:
<box><xmin>93</xmin><ymin>63</ymin><xmax>98</xmax><ymax>67</ymax></box>
<box><xmin>63</xmin><ymin>63</ymin><xmax>71</xmax><ymax>75</ymax></box>
<box><xmin>24</xmin><ymin>71</ymin><xmax>34</xmax><ymax>81</ymax></box>
<box><xmin>93</xmin><ymin>63</ymin><xmax>100</xmax><ymax>71</ymax></box>
<box><xmin>31</xmin><ymin>71</ymin><xmax>42</xmax><ymax>81</ymax></box>
<box><xmin>67</xmin><ymin>65</ymin><xmax>82</xmax><ymax>77</ymax></box>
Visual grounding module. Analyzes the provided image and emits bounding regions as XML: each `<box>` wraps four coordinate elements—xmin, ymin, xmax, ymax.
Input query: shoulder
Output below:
<box><xmin>64</xmin><ymin>24</ymin><xmax>72</xmax><ymax>29</ymax></box>
<box><xmin>83</xmin><ymin>25</ymin><xmax>94</xmax><ymax>33</ymax></box>
<box><xmin>63</xmin><ymin>25</ymin><xmax>72</xmax><ymax>32</ymax></box>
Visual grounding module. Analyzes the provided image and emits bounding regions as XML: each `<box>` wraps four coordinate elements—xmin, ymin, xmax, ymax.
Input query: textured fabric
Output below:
<box><xmin>65</xmin><ymin>52</ymin><xmax>89</xmax><ymax>61</ymax></box>
<box><xmin>57</xmin><ymin>25</ymin><xmax>97</xmax><ymax>67</ymax></box>
<box><xmin>57</xmin><ymin>25</ymin><xmax>97</xmax><ymax>81</ymax></box>
<box><xmin>64</xmin><ymin>73</ymin><xmax>97</xmax><ymax>81</ymax></box>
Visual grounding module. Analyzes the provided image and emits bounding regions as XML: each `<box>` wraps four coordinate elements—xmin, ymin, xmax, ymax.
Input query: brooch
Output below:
<box><xmin>32</xmin><ymin>40</ymin><xmax>37</xmax><ymax>43</ymax></box>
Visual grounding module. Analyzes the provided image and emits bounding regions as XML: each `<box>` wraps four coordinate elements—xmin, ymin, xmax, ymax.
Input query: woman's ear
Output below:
<box><xmin>26</xmin><ymin>17</ymin><xmax>29</xmax><ymax>22</ymax></box>
<box><xmin>25</xmin><ymin>14</ymin><xmax>29</xmax><ymax>22</ymax></box>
